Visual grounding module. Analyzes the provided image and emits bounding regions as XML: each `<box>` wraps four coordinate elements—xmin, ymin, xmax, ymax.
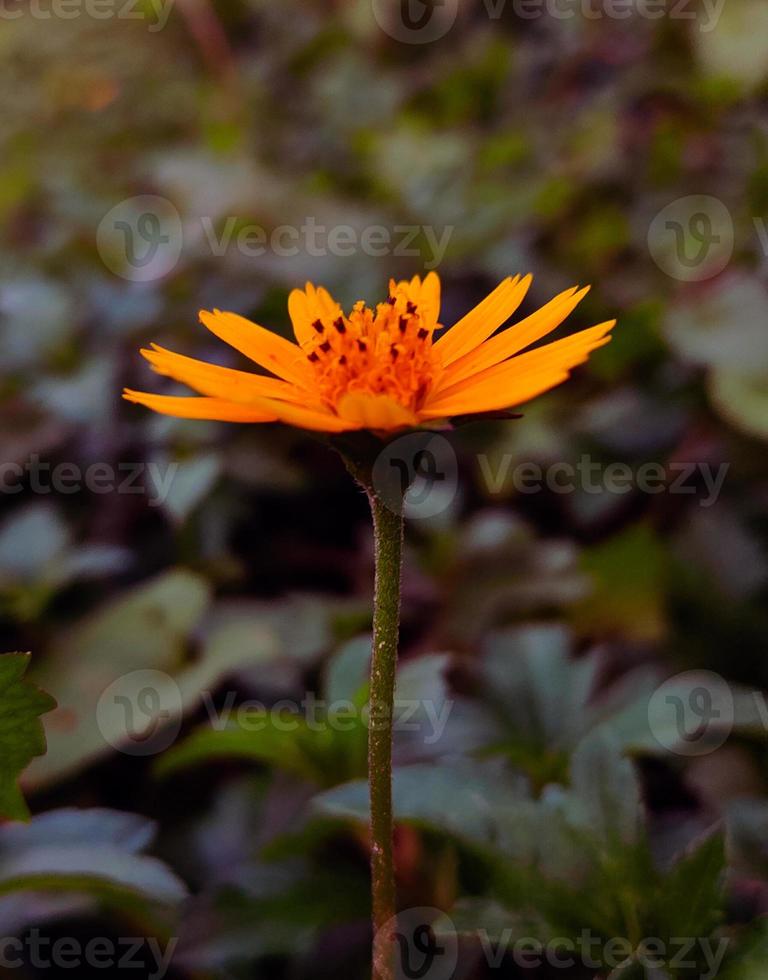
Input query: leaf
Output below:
<box><xmin>314</xmin><ymin>760</ymin><xmax>530</xmax><ymax>849</ymax></box>
<box><xmin>568</xmin><ymin>730</ymin><xmax>642</xmax><ymax>848</ymax></box>
<box><xmin>154</xmin><ymin>450</ymin><xmax>222</xmax><ymax>524</ymax></box>
<box><xmin>695</xmin><ymin>0</ymin><xmax>768</xmax><ymax>89</ymax></box>
<box><xmin>653</xmin><ymin>831</ymin><xmax>726</xmax><ymax>944</ymax></box>
<box><xmin>709</xmin><ymin>368</ymin><xmax>768</xmax><ymax>442</ymax></box>
<box><xmin>662</xmin><ymin>276</ymin><xmax>768</xmax><ymax>372</ymax></box>
<box><xmin>0</xmin><ymin>653</ymin><xmax>56</xmax><ymax>821</ymax></box>
<box><xmin>727</xmin><ymin>799</ymin><xmax>768</xmax><ymax>878</ymax></box>
<box><xmin>717</xmin><ymin>920</ymin><xmax>768</xmax><ymax>980</ymax></box>
<box><xmin>0</xmin><ymin>808</ymin><xmax>186</xmax><ymax>907</ymax></box>
<box><xmin>323</xmin><ymin>634</ymin><xmax>371</xmax><ymax>705</ymax></box>
<box><xmin>478</xmin><ymin>624</ymin><xmax>598</xmax><ymax>780</ymax></box>
<box><xmin>570</xmin><ymin>524</ymin><xmax>668</xmax><ymax>642</ymax></box>
<box><xmin>154</xmin><ymin>721</ymin><xmax>342</xmax><ymax>786</ymax></box>
<box><xmin>0</xmin><ymin>504</ymin><xmax>127</xmax><ymax>621</ymax></box>
<box><xmin>25</xmin><ymin>570</ymin><xmax>212</xmax><ymax>786</ymax></box>
<box><xmin>606</xmin><ymin>671</ymin><xmax>766</xmax><ymax>758</ymax></box>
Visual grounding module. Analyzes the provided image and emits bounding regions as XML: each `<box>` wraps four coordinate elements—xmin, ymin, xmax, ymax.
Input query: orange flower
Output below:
<box><xmin>123</xmin><ymin>273</ymin><xmax>615</xmax><ymax>433</ymax></box>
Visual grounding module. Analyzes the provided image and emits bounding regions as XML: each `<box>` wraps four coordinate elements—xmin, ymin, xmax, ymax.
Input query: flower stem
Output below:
<box><xmin>367</xmin><ymin>487</ymin><xmax>404</xmax><ymax>980</ymax></box>
<box><xmin>334</xmin><ymin>438</ymin><xmax>405</xmax><ymax>980</ymax></box>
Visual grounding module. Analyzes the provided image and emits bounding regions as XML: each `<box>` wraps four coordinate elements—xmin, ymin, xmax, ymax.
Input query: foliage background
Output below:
<box><xmin>2</xmin><ymin>0</ymin><xmax>768</xmax><ymax>976</ymax></box>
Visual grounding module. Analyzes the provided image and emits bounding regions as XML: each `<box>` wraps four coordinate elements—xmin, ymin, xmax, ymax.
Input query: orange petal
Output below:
<box><xmin>421</xmin><ymin>320</ymin><xmax>615</xmax><ymax>418</ymax></box>
<box><xmin>199</xmin><ymin>309</ymin><xmax>312</xmax><ymax>388</ymax></box>
<box><xmin>436</xmin><ymin>285</ymin><xmax>589</xmax><ymax>390</ymax></box>
<box><xmin>123</xmin><ymin>389</ymin><xmax>278</xmax><ymax>422</ymax></box>
<box><xmin>251</xmin><ymin>398</ymin><xmax>360</xmax><ymax>433</ymax></box>
<box><xmin>287</xmin><ymin>282</ymin><xmax>343</xmax><ymax>347</ymax></box>
<box><xmin>390</xmin><ymin>272</ymin><xmax>442</xmax><ymax>331</ymax></box>
<box><xmin>336</xmin><ymin>392</ymin><xmax>419</xmax><ymax>430</ymax></box>
<box><xmin>433</xmin><ymin>275</ymin><xmax>532</xmax><ymax>366</ymax></box>
<box><xmin>142</xmin><ymin>345</ymin><xmax>313</xmax><ymax>406</ymax></box>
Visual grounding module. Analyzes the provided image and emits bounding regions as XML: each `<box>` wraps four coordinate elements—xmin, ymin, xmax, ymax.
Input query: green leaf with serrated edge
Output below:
<box><xmin>652</xmin><ymin>831</ymin><xmax>726</xmax><ymax>947</ymax></box>
<box><xmin>0</xmin><ymin>653</ymin><xmax>56</xmax><ymax>821</ymax></box>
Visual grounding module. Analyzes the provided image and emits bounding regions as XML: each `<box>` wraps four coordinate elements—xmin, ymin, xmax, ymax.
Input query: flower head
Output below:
<box><xmin>124</xmin><ymin>273</ymin><xmax>615</xmax><ymax>433</ymax></box>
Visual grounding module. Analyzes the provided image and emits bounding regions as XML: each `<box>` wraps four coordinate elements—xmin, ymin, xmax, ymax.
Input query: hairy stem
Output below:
<box><xmin>367</xmin><ymin>488</ymin><xmax>404</xmax><ymax>980</ymax></box>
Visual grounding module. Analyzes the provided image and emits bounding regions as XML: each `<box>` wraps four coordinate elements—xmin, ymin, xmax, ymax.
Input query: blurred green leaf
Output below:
<box><xmin>27</xmin><ymin>570</ymin><xmax>212</xmax><ymax>786</ymax></box>
<box><xmin>0</xmin><ymin>653</ymin><xmax>55</xmax><ymax>821</ymax></box>
<box><xmin>709</xmin><ymin>368</ymin><xmax>768</xmax><ymax>442</ymax></box>
<box><xmin>570</xmin><ymin>524</ymin><xmax>667</xmax><ymax>641</ymax></box>
<box><xmin>0</xmin><ymin>808</ymin><xmax>186</xmax><ymax>907</ymax></box>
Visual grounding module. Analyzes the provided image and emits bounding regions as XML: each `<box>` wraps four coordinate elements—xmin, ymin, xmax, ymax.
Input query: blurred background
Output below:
<box><xmin>2</xmin><ymin>0</ymin><xmax>768</xmax><ymax>977</ymax></box>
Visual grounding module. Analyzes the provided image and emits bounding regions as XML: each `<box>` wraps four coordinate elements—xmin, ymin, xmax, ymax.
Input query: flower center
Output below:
<box><xmin>302</xmin><ymin>285</ymin><xmax>442</xmax><ymax>411</ymax></box>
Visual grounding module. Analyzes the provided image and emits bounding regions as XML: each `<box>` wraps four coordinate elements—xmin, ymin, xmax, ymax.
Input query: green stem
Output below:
<box><xmin>367</xmin><ymin>487</ymin><xmax>404</xmax><ymax>980</ymax></box>
<box><xmin>335</xmin><ymin>440</ymin><xmax>405</xmax><ymax>980</ymax></box>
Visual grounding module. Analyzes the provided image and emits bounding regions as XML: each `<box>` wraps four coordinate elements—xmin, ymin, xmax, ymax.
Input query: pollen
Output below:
<box><xmin>298</xmin><ymin>282</ymin><xmax>443</xmax><ymax>413</ymax></box>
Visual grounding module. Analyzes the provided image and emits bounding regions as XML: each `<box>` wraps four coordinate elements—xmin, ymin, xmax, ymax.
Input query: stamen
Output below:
<box><xmin>305</xmin><ymin>296</ymin><xmax>439</xmax><ymax>412</ymax></box>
